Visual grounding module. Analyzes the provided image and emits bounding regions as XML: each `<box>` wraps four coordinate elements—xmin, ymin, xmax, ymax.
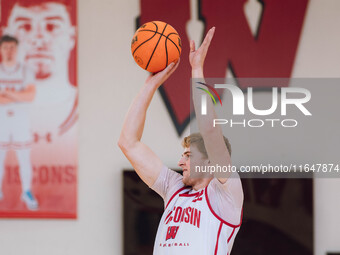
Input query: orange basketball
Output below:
<box><xmin>131</xmin><ymin>21</ymin><xmax>182</xmax><ymax>73</ymax></box>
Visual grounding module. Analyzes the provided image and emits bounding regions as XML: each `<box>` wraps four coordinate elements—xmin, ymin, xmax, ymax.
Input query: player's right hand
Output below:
<box><xmin>189</xmin><ymin>27</ymin><xmax>215</xmax><ymax>70</ymax></box>
<box><xmin>145</xmin><ymin>58</ymin><xmax>180</xmax><ymax>89</ymax></box>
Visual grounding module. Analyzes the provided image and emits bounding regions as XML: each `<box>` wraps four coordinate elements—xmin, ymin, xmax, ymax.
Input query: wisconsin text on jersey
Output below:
<box><xmin>165</xmin><ymin>206</ymin><xmax>202</xmax><ymax>228</ymax></box>
<box><xmin>164</xmin><ymin>191</ymin><xmax>204</xmax><ymax>229</ymax></box>
<box><xmin>154</xmin><ymin>185</ymin><xmax>242</xmax><ymax>254</ymax></box>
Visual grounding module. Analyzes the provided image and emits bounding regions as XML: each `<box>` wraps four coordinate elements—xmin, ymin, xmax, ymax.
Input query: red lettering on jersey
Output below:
<box><xmin>159</xmin><ymin>241</ymin><xmax>190</xmax><ymax>248</ymax></box>
<box><xmin>190</xmin><ymin>207</ymin><xmax>193</xmax><ymax>225</ymax></box>
<box><xmin>194</xmin><ymin>209</ymin><xmax>201</xmax><ymax>228</ymax></box>
<box><xmin>165</xmin><ymin>210</ymin><xmax>173</xmax><ymax>224</ymax></box>
<box><xmin>184</xmin><ymin>207</ymin><xmax>191</xmax><ymax>223</ymax></box>
<box><xmin>192</xmin><ymin>190</ymin><xmax>204</xmax><ymax>202</ymax></box>
<box><xmin>173</xmin><ymin>206</ymin><xmax>182</xmax><ymax>223</ymax></box>
<box><xmin>166</xmin><ymin>206</ymin><xmax>201</xmax><ymax>228</ymax></box>
<box><xmin>166</xmin><ymin>226</ymin><xmax>179</xmax><ymax>240</ymax></box>
<box><xmin>180</xmin><ymin>208</ymin><xmax>186</xmax><ymax>222</ymax></box>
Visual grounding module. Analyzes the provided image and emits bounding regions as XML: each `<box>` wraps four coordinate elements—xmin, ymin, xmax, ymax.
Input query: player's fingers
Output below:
<box><xmin>152</xmin><ymin>58</ymin><xmax>180</xmax><ymax>85</ymax></box>
<box><xmin>166</xmin><ymin>58</ymin><xmax>180</xmax><ymax>77</ymax></box>
<box><xmin>161</xmin><ymin>59</ymin><xmax>180</xmax><ymax>81</ymax></box>
<box><xmin>168</xmin><ymin>57</ymin><xmax>180</xmax><ymax>73</ymax></box>
<box><xmin>164</xmin><ymin>62</ymin><xmax>176</xmax><ymax>76</ymax></box>
<box><xmin>153</xmin><ymin>61</ymin><xmax>175</xmax><ymax>77</ymax></box>
<box><xmin>190</xmin><ymin>40</ymin><xmax>195</xmax><ymax>52</ymax></box>
<box><xmin>199</xmin><ymin>27</ymin><xmax>215</xmax><ymax>58</ymax></box>
<box><xmin>201</xmin><ymin>27</ymin><xmax>215</xmax><ymax>50</ymax></box>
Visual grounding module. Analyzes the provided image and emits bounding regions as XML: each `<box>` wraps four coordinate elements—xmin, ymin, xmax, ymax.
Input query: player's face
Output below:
<box><xmin>178</xmin><ymin>145</ymin><xmax>208</xmax><ymax>186</ymax></box>
<box><xmin>5</xmin><ymin>3</ymin><xmax>75</xmax><ymax>79</ymax></box>
<box><xmin>0</xmin><ymin>42</ymin><xmax>18</xmax><ymax>63</ymax></box>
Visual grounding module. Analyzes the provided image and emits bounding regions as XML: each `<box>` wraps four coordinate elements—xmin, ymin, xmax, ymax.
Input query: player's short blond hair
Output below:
<box><xmin>182</xmin><ymin>132</ymin><xmax>231</xmax><ymax>158</ymax></box>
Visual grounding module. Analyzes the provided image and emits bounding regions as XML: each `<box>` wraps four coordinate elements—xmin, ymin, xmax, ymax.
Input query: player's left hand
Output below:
<box><xmin>189</xmin><ymin>27</ymin><xmax>215</xmax><ymax>70</ymax></box>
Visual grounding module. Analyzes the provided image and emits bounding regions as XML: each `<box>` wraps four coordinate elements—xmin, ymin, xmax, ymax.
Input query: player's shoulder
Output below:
<box><xmin>207</xmin><ymin>174</ymin><xmax>244</xmax><ymax>205</ymax></box>
<box><xmin>206</xmin><ymin>177</ymin><xmax>243</xmax><ymax>226</ymax></box>
<box><xmin>164</xmin><ymin>167</ymin><xmax>183</xmax><ymax>183</ymax></box>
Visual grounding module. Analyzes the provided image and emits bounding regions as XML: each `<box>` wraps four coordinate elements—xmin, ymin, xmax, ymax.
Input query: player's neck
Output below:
<box><xmin>35</xmin><ymin>62</ymin><xmax>72</xmax><ymax>87</ymax></box>
<box><xmin>2</xmin><ymin>60</ymin><xmax>17</xmax><ymax>68</ymax></box>
<box><xmin>192</xmin><ymin>177</ymin><xmax>212</xmax><ymax>191</ymax></box>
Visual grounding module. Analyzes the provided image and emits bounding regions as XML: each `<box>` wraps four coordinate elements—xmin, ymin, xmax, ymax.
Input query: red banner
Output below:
<box><xmin>0</xmin><ymin>0</ymin><xmax>77</xmax><ymax>218</ymax></box>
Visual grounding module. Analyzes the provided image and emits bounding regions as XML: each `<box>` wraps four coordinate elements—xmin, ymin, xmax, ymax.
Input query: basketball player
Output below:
<box><xmin>2</xmin><ymin>0</ymin><xmax>78</xmax><ymax>138</ymax></box>
<box><xmin>119</xmin><ymin>27</ymin><xmax>243</xmax><ymax>254</ymax></box>
<box><xmin>0</xmin><ymin>35</ymin><xmax>38</xmax><ymax>210</ymax></box>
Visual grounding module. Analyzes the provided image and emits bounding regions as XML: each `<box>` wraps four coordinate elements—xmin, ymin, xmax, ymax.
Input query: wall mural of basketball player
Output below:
<box><xmin>0</xmin><ymin>0</ymin><xmax>78</xmax><ymax>218</ymax></box>
<box><xmin>2</xmin><ymin>0</ymin><xmax>78</xmax><ymax>139</ymax></box>
<box><xmin>0</xmin><ymin>35</ymin><xmax>38</xmax><ymax>210</ymax></box>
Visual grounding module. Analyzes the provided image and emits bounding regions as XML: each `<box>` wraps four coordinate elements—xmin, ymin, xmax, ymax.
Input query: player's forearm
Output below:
<box><xmin>192</xmin><ymin>68</ymin><xmax>231</xmax><ymax>181</ymax></box>
<box><xmin>119</xmin><ymin>61</ymin><xmax>179</xmax><ymax>151</ymax></box>
<box><xmin>0</xmin><ymin>95</ymin><xmax>14</xmax><ymax>104</ymax></box>
<box><xmin>192</xmin><ymin>67</ymin><xmax>218</xmax><ymax>134</ymax></box>
<box><xmin>7</xmin><ymin>92</ymin><xmax>35</xmax><ymax>102</ymax></box>
<box><xmin>119</xmin><ymin>83</ymin><xmax>157</xmax><ymax>150</ymax></box>
<box><xmin>192</xmin><ymin>67</ymin><xmax>204</xmax><ymax>78</ymax></box>
<box><xmin>5</xmin><ymin>86</ymin><xmax>36</xmax><ymax>102</ymax></box>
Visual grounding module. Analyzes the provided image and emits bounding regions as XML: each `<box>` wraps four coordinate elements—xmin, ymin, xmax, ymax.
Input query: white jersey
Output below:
<box><xmin>0</xmin><ymin>63</ymin><xmax>34</xmax><ymax>95</ymax></box>
<box><xmin>152</xmin><ymin>167</ymin><xmax>243</xmax><ymax>255</ymax></box>
<box><xmin>0</xmin><ymin>63</ymin><xmax>35</xmax><ymax>149</ymax></box>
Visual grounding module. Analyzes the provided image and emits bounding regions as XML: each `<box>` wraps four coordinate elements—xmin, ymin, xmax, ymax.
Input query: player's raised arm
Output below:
<box><xmin>118</xmin><ymin>60</ymin><xmax>180</xmax><ymax>187</ymax></box>
<box><xmin>190</xmin><ymin>27</ymin><xmax>232</xmax><ymax>184</ymax></box>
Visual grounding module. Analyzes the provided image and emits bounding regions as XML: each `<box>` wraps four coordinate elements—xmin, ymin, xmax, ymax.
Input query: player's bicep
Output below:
<box><xmin>151</xmin><ymin>166</ymin><xmax>184</xmax><ymax>203</ymax></box>
<box><xmin>121</xmin><ymin>141</ymin><xmax>163</xmax><ymax>187</ymax></box>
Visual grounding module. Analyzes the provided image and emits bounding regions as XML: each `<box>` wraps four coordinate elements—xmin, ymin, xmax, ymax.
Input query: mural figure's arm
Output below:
<box><xmin>3</xmin><ymin>84</ymin><xmax>36</xmax><ymax>102</ymax></box>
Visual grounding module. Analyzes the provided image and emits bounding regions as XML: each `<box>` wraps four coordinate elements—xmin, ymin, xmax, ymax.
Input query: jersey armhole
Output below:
<box><xmin>204</xmin><ymin>185</ymin><xmax>243</xmax><ymax>228</ymax></box>
<box><xmin>165</xmin><ymin>186</ymin><xmax>189</xmax><ymax>209</ymax></box>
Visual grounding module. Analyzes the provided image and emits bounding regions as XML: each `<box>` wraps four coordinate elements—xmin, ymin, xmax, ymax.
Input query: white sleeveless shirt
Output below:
<box><xmin>0</xmin><ymin>63</ymin><xmax>34</xmax><ymax>112</ymax></box>
<box><xmin>151</xmin><ymin>166</ymin><xmax>243</xmax><ymax>255</ymax></box>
